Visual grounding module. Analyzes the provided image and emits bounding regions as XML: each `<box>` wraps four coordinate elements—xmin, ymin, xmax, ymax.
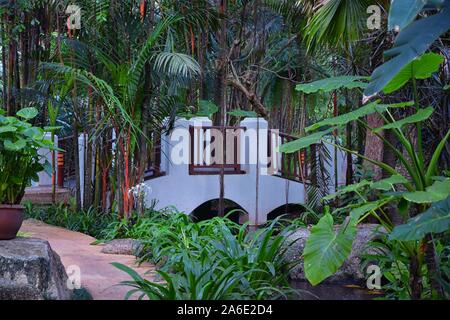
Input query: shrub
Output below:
<box><xmin>24</xmin><ymin>201</ymin><xmax>115</xmax><ymax>238</ymax></box>
<box><xmin>0</xmin><ymin>107</ymin><xmax>57</xmax><ymax>204</ymax></box>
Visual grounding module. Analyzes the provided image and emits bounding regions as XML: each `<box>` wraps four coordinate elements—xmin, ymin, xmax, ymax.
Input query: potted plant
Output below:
<box><xmin>0</xmin><ymin>107</ymin><xmax>56</xmax><ymax>239</ymax></box>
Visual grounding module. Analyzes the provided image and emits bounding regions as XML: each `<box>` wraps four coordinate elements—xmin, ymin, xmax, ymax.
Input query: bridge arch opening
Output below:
<box><xmin>190</xmin><ymin>199</ymin><xmax>248</xmax><ymax>224</ymax></box>
<box><xmin>266</xmin><ymin>203</ymin><xmax>304</xmax><ymax>222</ymax></box>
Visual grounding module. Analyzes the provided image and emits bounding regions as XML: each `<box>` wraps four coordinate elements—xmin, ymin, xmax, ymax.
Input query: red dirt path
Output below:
<box><xmin>20</xmin><ymin>219</ymin><xmax>156</xmax><ymax>300</ymax></box>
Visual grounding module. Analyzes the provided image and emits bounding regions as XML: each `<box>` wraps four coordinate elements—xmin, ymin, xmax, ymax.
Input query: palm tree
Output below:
<box><xmin>46</xmin><ymin>7</ymin><xmax>200</xmax><ymax>216</ymax></box>
<box><xmin>299</xmin><ymin>0</ymin><xmax>387</xmax><ymax>53</ymax></box>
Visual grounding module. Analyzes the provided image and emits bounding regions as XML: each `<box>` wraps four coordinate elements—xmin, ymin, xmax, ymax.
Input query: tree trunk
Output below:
<box><xmin>216</xmin><ymin>0</ymin><xmax>228</xmax><ymax>217</ymax></box>
<box><xmin>424</xmin><ymin>234</ymin><xmax>444</xmax><ymax>298</ymax></box>
<box><xmin>363</xmin><ymin>113</ymin><xmax>384</xmax><ymax>180</ymax></box>
<box><xmin>1</xmin><ymin>18</ymin><xmax>7</xmax><ymax>110</ymax></box>
<box><xmin>409</xmin><ymin>255</ymin><xmax>423</xmax><ymax>300</ymax></box>
<box><xmin>382</xmin><ymin>129</ymin><xmax>402</xmax><ymax>224</ymax></box>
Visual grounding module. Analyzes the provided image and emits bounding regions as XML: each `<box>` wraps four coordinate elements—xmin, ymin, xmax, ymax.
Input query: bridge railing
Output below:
<box><xmin>268</xmin><ymin>130</ymin><xmax>315</xmax><ymax>183</ymax></box>
<box><xmin>189</xmin><ymin>126</ymin><xmax>246</xmax><ymax>175</ymax></box>
<box><xmin>144</xmin><ymin>132</ymin><xmax>165</xmax><ymax>180</ymax></box>
<box><xmin>57</xmin><ymin>135</ymin><xmax>76</xmax><ymax>187</ymax></box>
<box><xmin>144</xmin><ymin>122</ymin><xmax>316</xmax><ymax>182</ymax></box>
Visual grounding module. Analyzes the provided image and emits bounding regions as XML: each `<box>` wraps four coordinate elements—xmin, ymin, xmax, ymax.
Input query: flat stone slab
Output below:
<box><xmin>19</xmin><ymin>219</ymin><xmax>156</xmax><ymax>300</ymax></box>
<box><xmin>101</xmin><ymin>239</ymin><xmax>143</xmax><ymax>256</ymax></box>
<box><xmin>0</xmin><ymin>237</ymin><xmax>72</xmax><ymax>300</ymax></box>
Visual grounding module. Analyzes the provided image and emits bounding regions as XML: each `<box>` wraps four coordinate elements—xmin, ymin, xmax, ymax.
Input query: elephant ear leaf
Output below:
<box><xmin>402</xmin><ymin>179</ymin><xmax>450</xmax><ymax>203</ymax></box>
<box><xmin>387</xmin><ymin>0</ymin><xmax>427</xmax><ymax>31</ymax></box>
<box><xmin>364</xmin><ymin>3</ymin><xmax>450</xmax><ymax>98</ymax></box>
<box><xmin>227</xmin><ymin>109</ymin><xmax>258</xmax><ymax>117</ymax></box>
<box><xmin>0</xmin><ymin>125</ymin><xmax>17</xmax><ymax>134</ymax></box>
<box><xmin>306</xmin><ymin>101</ymin><xmax>413</xmax><ymax>133</ymax></box>
<box><xmin>279</xmin><ymin>128</ymin><xmax>333</xmax><ymax>153</ymax></box>
<box><xmin>383</xmin><ymin>53</ymin><xmax>444</xmax><ymax>94</ymax></box>
<box><xmin>4</xmin><ymin>139</ymin><xmax>26</xmax><ymax>151</ymax></box>
<box><xmin>296</xmin><ymin>76</ymin><xmax>369</xmax><ymax>94</ymax></box>
<box><xmin>303</xmin><ymin>214</ymin><xmax>356</xmax><ymax>285</ymax></box>
<box><xmin>373</xmin><ymin>106</ymin><xmax>434</xmax><ymax>133</ymax></box>
<box><xmin>322</xmin><ymin>180</ymin><xmax>371</xmax><ymax>201</ymax></box>
<box><xmin>16</xmin><ymin>107</ymin><xmax>39</xmax><ymax>120</ymax></box>
<box><xmin>370</xmin><ymin>175</ymin><xmax>409</xmax><ymax>191</ymax></box>
<box><xmin>390</xmin><ymin>196</ymin><xmax>450</xmax><ymax>241</ymax></box>
<box><xmin>197</xmin><ymin>100</ymin><xmax>219</xmax><ymax>118</ymax></box>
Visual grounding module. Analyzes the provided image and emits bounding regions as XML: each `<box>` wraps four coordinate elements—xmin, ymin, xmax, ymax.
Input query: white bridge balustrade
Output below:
<box><xmin>143</xmin><ymin>117</ymin><xmax>347</xmax><ymax>226</ymax></box>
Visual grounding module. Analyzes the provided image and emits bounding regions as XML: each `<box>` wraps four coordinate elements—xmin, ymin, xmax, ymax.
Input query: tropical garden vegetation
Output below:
<box><xmin>0</xmin><ymin>0</ymin><xmax>449</xmax><ymax>300</ymax></box>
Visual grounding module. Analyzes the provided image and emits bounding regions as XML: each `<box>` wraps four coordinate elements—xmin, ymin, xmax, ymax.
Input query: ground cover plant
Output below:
<box><xmin>112</xmin><ymin>214</ymin><xmax>301</xmax><ymax>300</ymax></box>
<box><xmin>24</xmin><ymin>201</ymin><xmax>115</xmax><ymax>239</ymax></box>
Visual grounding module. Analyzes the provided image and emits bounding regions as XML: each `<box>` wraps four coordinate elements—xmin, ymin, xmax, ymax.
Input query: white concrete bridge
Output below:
<box><xmin>143</xmin><ymin>117</ymin><xmax>347</xmax><ymax>226</ymax></box>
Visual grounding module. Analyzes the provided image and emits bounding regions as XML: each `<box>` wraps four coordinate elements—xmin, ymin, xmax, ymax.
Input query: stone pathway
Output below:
<box><xmin>20</xmin><ymin>219</ymin><xmax>156</xmax><ymax>300</ymax></box>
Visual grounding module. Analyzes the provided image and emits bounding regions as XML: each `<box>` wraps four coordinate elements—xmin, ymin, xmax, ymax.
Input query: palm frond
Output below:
<box><xmin>263</xmin><ymin>0</ymin><xmax>306</xmax><ymax>29</ymax></box>
<box><xmin>128</xmin><ymin>15</ymin><xmax>182</xmax><ymax>99</ymax></box>
<box><xmin>41</xmin><ymin>62</ymin><xmax>140</xmax><ymax>138</ymax></box>
<box><xmin>153</xmin><ymin>52</ymin><xmax>201</xmax><ymax>80</ymax></box>
<box><xmin>301</xmin><ymin>0</ymin><xmax>373</xmax><ymax>52</ymax></box>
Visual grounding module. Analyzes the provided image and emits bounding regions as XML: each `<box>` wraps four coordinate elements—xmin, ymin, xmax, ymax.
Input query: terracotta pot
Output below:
<box><xmin>0</xmin><ymin>204</ymin><xmax>24</xmax><ymax>240</ymax></box>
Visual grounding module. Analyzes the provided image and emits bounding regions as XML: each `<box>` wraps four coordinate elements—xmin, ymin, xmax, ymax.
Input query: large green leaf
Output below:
<box><xmin>278</xmin><ymin>128</ymin><xmax>333</xmax><ymax>154</ymax></box>
<box><xmin>349</xmin><ymin>199</ymin><xmax>390</xmax><ymax>224</ymax></box>
<box><xmin>306</xmin><ymin>101</ymin><xmax>414</xmax><ymax>133</ymax></box>
<box><xmin>426</xmin><ymin>129</ymin><xmax>450</xmax><ymax>182</ymax></box>
<box><xmin>42</xmin><ymin>160</ymin><xmax>52</xmax><ymax>176</ymax></box>
<box><xmin>128</xmin><ymin>15</ymin><xmax>183</xmax><ymax>97</ymax></box>
<box><xmin>4</xmin><ymin>139</ymin><xmax>26</xmax><ymax>151</ymax></box>
<box><xmin>390</xmin><ymin>196</ymin><xmax>450</xmax><ymax>241</ymax></box>
<box><xmin>227</xmin><ymin>109</ymin><xmax>257</xmax><ymax>118</ymax></box>
<box><xmin>0</xmin><ymin>125</ymin><xmax>17</xmax><ymax>134</ymax></box>
<box><xmin>196</xmin><ymin>100</ymin><xmax>219</xmax><ymax>118</ymax></box>
<box><xmin>306</xmin><ymin>101</ymin><xmax>377</xmax><ymax>132</ymax></box>
<box><xmin>370</xmin><ymin>175</ymin><xmax>409</xmax><ymax>191</ymax></box>
<box><xmin>16</xmin><ymin>107</ymin><xmax>38</xmax><ymax>120</ymax></box>
<box><xmin>365</xmin><ymin>3</ymin><xmax>450</xmax><ymax>97</ymax></box>
<box><xmin>387</xmin><ymin>0</ymin><xmax>428</xmax><ymax>31</ymax></box>
<box><xmin>383</xmin><ymin>53</ymin><xmax>444</xmax><ymax>94</ymax></box>
<box><xmin>296</xmin><ymin>76</ymin><xmax>369</xmax><ymax>94</ymax></box>
<box><xmin>23</xmin><ymin>127</ymin><xmax>45</xmax><ymax>140</ymax></box>
<box><xmin>373</xmin><ymin>106</ymin><xmax>434</xmax><ymax>133</ymax></box>
<box><xmin>322</xmin><ymin>180</ymin><xmax>371</xmax><ymax>201</ymax></box>
<box><xmin>402</xmin><ymin>179</ymin><xmax>450</xmax><ymax>203</ymax></box>
<box><xmin>303</xmin><ymin>214</ymin><xmax>356</xmax><ymax>285</ymax></box>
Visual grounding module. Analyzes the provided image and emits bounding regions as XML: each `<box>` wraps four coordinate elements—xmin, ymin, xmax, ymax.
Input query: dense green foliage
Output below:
<box><xmin>281</xmin><ymin>53</ymin><xmax>450</xmax><ymax>298</ymax></box>
<box><xmin>366</xmin><ymin>0</ymin><xmax>450</xmax><ymax>97</ymax></box>
<box><xmin>112</xmin><ymin>214</ymin><xmax>300</xmax><ymax>300</ymax></box>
